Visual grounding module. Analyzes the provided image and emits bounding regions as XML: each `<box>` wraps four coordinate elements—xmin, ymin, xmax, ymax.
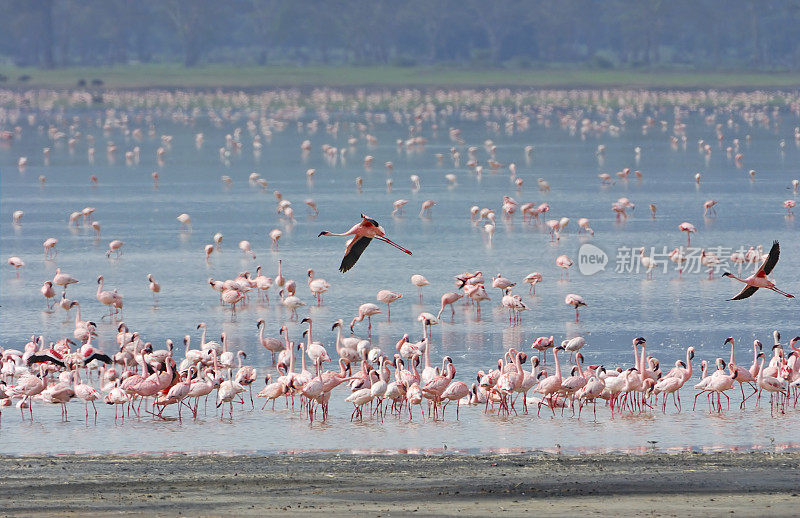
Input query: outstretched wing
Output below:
<box><xmin>340</xmin><ymin>236</ymin><xmax>372</xmax><ymax>273</ymax></box>
<box><xmin>27</xmin><ymin>354</ymin><xmax>66</xmax><ymax>368</ymax></box>
<box><xmin>757</xmin><ymin>240</ymin><xmax>780</xmax><ymax>276</ymax></box>
<box><xmin>83</xmin><ymin>352</ymin><xmax>113</xmax><ymax>365</ymax></box>
<box><xmin>729</xmin><ymin>285</ymin><xmax>759</xmax><ymax>301</ymax></box>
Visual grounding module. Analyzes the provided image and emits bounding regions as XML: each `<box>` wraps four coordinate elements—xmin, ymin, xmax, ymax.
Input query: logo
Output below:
<box><xmin>578</xmin><ymin>244</ymin><xmax>608</xmax><ymax>276</ymax></box>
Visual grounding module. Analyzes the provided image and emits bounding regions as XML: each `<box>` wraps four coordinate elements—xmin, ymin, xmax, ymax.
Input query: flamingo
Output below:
<box><xmin>106</xmin><ymin>240</ymin><xmax>124</xmax><ymax>258</ymax></box>
<box><xmin>411</xmin><ymin>274</ymin><xmax>430</xmax><ymax>301</ymax></box>
<box><xmin>678</xmin><ymin>222</ymin><xmax>696</xmax><ymax>246</ymax></box>
<box><xmin>307</xmin><ymin>269</ymin><xmax>330</xmax><ymax>305</ymax></box>
<box><xmin>96</xmin><ymin>275</ymin><xmax>119</xmax><ymax>318</ymax></box>
<box><xmin>147</xmin><ymin>274</ymin><xmax>161</xmax><ymax>306</ymax></box>
<box><xmin>318</xmin><ymin>214</ymin><xmax>412</xmax><ymax>272</ymax></box>
<box><xmin>7</xmin><ymin>257</ymin><xmax>24</xmax><ymax>277</ymax></box>
<box><xmin>723</xmin><ymin>241</ymin><xmax>794</xmax><ymax>300</ymax></box>
<box><xmin>43</xmin><ymin>238</ymin><xmax>58</xmax><ymax>259</ymax></box>
<box><xmin>256</xmin><ymin>320</ymin><xmax>283</xmax><ymax>363</ymax></box>
<box><xmin>724</xmin><ymin>337</ymin><xmax>758</xmax><ymax>407</ymax></box>
<box><xmin>376</xmin><ymin>290</ymin><xmax>402</xmax><ymax>320</ymax></box>
<box><xmin>534</xmin><ymin>344</ymin><xmax>566</xmax><ymax>416</ymax></box>
<box><xmin>436</xmin><ymin>292</ymin><xmax>463</xmax><ymax>320</ymax></box>
<box><xmin>350</xmin><ymin>303</ymin><xmax>381</xmax><ymax>335</ymax></box>
<box><xmin>756</xmin><ymin>352</ymin><xmax>786</xmax><ymax>415</ymax></box>
<box><xmin>523</xmin><ymin>272</ymin><xmax>542</xmax><ymax>294</ymax></box>
<box><xmin>556</xmin><ymin>255</ymin><xmax>573</xmax><ymax>280</ymax></box>
<box><xmin>53</xmin><ymin>268</ymin><xmax>79</xmax><ymax>294</ymax></box>
<box><xmin>177</xmin><ymin>213</ymin><xmax>191</xmax><ymax>230</ymax></box>
<box><xmin>639</xmin><ymin>248</ymin><xmax>656</xmax><ymax>279</ymax></box>
<box><xmin>238</xmin><ymin>240</ymin><xmax>256</xmax><ymax>259</ymax></box>
<box><xmin>565</xmin><ymin>294</ymin><xmax>587</xmax><ymax>322</ymax></box>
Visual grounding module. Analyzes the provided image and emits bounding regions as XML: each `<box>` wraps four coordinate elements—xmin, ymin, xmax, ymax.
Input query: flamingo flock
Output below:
<box><xmin>2</xmin><ymin>87</ymin><xmax>800</xmax><ymax>442</ymax></box>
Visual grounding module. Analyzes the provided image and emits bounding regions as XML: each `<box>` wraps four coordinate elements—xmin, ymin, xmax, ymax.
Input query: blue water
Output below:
<box><xmin>0</xmin><ymin>89</ymin><xmax>798</xmax><ymax>454</ymax></box>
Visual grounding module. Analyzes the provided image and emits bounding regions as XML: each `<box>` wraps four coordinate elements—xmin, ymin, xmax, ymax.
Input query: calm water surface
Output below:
<box><xmin>1</xmin><ymin>91</ymin><xmax>799</xmax><ymax>454</ymax></box>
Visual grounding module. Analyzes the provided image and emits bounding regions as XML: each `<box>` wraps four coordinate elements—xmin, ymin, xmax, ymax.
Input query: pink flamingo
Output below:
<box><xmin>534</xmin><ymin>344</ymin><xmax>565</xmax><ymax>416</ymax></box>
<box><xmin>678</xmin><ymin>222</ymin><xmax>696</xmax><ymax>246</ymax></box>
<box><xmin>318</xmin><ymin>214</ymin><xmax>412</xmax><ymax>272</ymax></box>
<box><xmin>724</xmin><ymin>337</ymin><xmax>758</xmax><ymax>407</ymax></box>
<box><xmin>376</xmin><ymin>290</ymin><xmax>402</xmax><ymax>320</ymax></box>
<box><xmin>436</xmin><ymin>292</ymin><xmax>463</xmax><ymax>320</ymax></box>
<box><xmin>723</xmin><ymin>241</ymin><xmax>794</xmax><ymax>300</ymax></box>
<box><xmin>556</xmin><ymin>255</ymin><xmax>573</xmax><ymax>280</ymax></box>
<box><xmin>565</xmin><ymin>294</ymin><xmax>586</xmax><ymax>322</ymax></box>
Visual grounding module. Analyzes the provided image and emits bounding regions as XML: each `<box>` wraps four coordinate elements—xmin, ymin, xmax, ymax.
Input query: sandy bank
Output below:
<box><xmin>0</xmin><ymin>452</ymin><xmax>798</xmax><ymax>516</ymax></box>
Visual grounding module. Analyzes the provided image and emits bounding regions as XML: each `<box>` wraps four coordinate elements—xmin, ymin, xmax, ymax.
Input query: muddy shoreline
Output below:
<box><xmin>1</xmin><ymin>452</ymin><xmax>799</xmax><ymax>516</ymax></box>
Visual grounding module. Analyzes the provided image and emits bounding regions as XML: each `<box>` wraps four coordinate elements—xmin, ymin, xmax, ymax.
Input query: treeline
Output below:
<box><xmin>2</xmin><ymin>0</ymin><xmax>800</xmax><ymax>70</ymax></box>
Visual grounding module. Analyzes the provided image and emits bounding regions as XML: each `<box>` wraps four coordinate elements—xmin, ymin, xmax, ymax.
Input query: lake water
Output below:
<box><xmin>1</xmin><ymin>89</ymin><xmax>798</xmax><ymax>455</ymax></box>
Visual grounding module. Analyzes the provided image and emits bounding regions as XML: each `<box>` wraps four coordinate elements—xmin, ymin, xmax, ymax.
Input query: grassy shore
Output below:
<box><xmin>1</xmin><ymin>64</ymin><xmax>800</xmax><ymax>89</ymax></box>
<box><xmin>1</xmin><ymin>452</ymin><xmax>799</xmax><ymax>516</ymax></box>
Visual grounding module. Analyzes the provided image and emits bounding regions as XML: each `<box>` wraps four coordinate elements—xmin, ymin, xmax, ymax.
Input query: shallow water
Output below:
<box><xmin>1</xmin><ymin>90</ymin><xmax>799</xmax><ymax>455</ymax></box>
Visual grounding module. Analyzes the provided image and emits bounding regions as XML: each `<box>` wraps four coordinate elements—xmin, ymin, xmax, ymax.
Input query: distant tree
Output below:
<box><xmin>162</xmin><ymin>0</ymin><xmax>218</xmax><ymax>66</ymax></box>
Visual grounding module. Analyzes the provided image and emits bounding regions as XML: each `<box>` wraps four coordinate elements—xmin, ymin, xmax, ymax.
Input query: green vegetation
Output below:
<box><xmin>1</xmin><ymin>64</ymin><xmax>800</xmax><ymax>89</ymax></box>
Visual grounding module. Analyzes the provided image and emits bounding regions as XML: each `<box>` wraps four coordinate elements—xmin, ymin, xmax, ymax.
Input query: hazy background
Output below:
<box><xmin>1</xmin><ymin>0</ymin><xmax>799</xmax><ymax>72</ymax></box>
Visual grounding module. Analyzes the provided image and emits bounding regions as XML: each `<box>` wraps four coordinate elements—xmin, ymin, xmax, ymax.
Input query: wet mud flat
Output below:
<box><xmin>0</xmin><ymin>451</ymin><xmax>798</xmax><ymax>516</ymax></box>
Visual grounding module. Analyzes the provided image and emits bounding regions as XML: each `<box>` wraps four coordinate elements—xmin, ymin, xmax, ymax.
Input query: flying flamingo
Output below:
<box><xmin>318</xmin><ymin>214</ymin><xmax>412</xmax><ymax>273</ymax></box>
<box><xmin>723</xmin><ymin>241</ymin><xmax>794</xmax><ymax>300</ymax></box>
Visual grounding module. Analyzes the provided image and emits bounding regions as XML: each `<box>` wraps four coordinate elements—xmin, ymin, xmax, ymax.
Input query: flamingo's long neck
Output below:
<box><xmin>685</xmin><ymin>350</ymin><xmax>693</xmax><ymax>379</ymax></box>
<box><xmin>335</xmin><ymin>326</ymin><xmax>343</xmax><ymax>355</ymax></box>
<box><xmin>553</xmin><ymin>348</ymin><xmax>562</xmax><ymax>380</ymax></box>
<box><xmin>757</xmin><ymin>357</ymin><xmax>765</xmax><ymax>383</ymax></box>
<box><xmin>200</xmin><ymin>327</ymin><xmax>207</xmax><ymax>348</ymax></box>
<box><xmin>729</xmin><ymin>341</ymin><xmax>736</xmax><ymax>365</ymax></box>
<box><xmin>97</xmin><ymin>278</ymin><xmax>103</xmax><ymax>299</ymax></box>
<box><xmin>423</xmin><ymin>321</ymin><xmax>431</xmax><ymax>369</ymax></box>
<box><xmin>639</xmin><ymin>344</ymin><xmax>647</xmax><ymax>373</ymax></box>
<box><xmin>300</xmin><ymin>343</ymin><xmax>307</xmax><ymax>373</ymax></box>
<box><xmin>74</xmin><ymin>305</ymin><xmax>82</xmax><ymax>327</ymax></box>
<box><xmin>575</xmin><ymin>355</ymin><xmax>584</xmax><ymax>378</ymax></box>
<box><xmin>727</xmin><ymin>273</ymin><xmax>746</xmax><ymax>283</ymax></box>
